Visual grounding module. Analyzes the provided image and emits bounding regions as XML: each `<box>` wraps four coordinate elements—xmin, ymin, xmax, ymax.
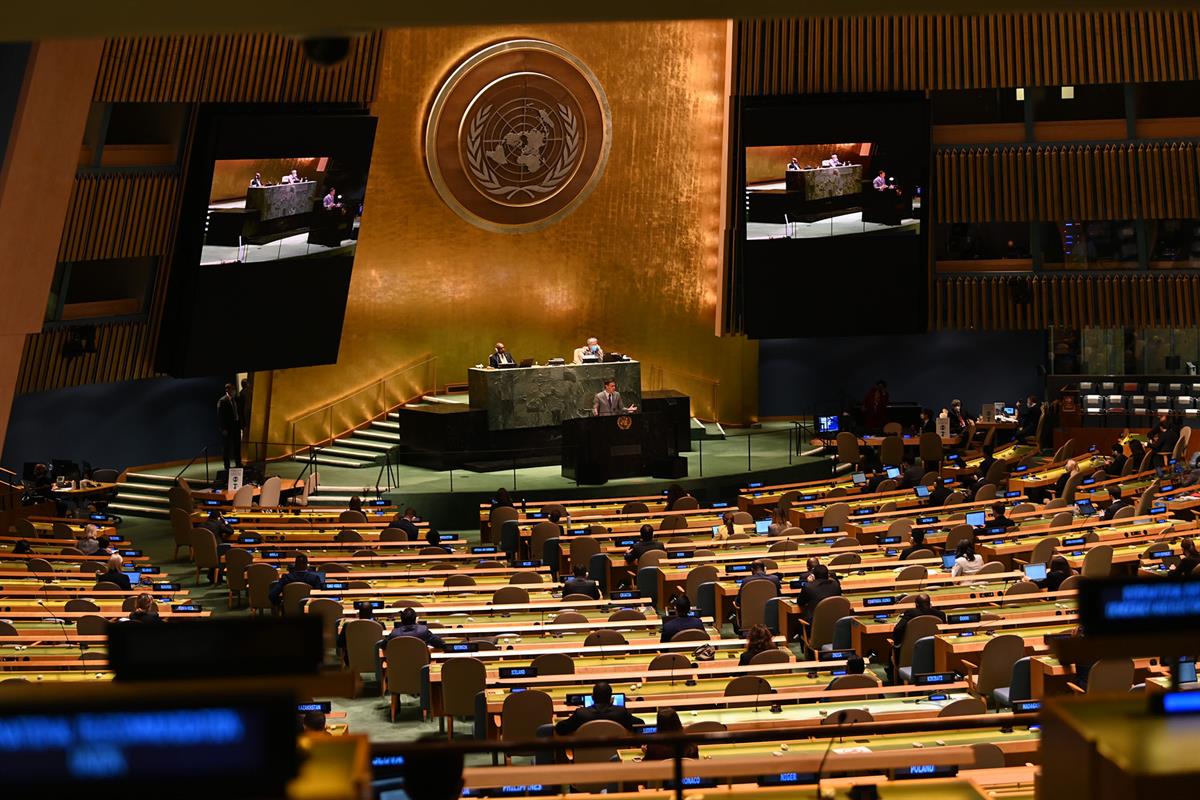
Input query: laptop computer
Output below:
<box><xmin>1022</xmin><ymin>563</ymin><xmax>1047</xmax><ymax>581</ymax></box>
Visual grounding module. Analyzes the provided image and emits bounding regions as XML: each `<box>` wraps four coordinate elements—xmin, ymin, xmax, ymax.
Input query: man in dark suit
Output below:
<box><xmin>217</xmin><ymin>383</ymin><xmax>242</xmax><ymax>469</ymax></box>
<box><xmin>389</xmin><ymin>507</ymin><xmax>421</xmax><ymax>541</ymax></box>
<box><xmin>624</xmin><ymin>525</ymin><xmax>665</xmax><ymax>565</ymax></box>
<box><xmin>1107</xmin><ymin>443</ymin><xmax>1127</xmax><ymax>477</ymax></box>
<box><xmin>1017</xmin><ymin>395</ymin><xmax>1041</xmax><ymax>443</ymax></box>
<box><xmin>796</xmin><ymin>564</ymin><xmax>841</xmax><ymax>625</ymax></box>
<box><xmin>593</xmin><ymin>380</ymin><xmax>637</xmax><ymax>417</ymax></box>
<box><xmin>554</xmin><ymin>682</ymin><xmax>645</xmax><ymax>735</ymax></box>
<box><xmin>660</xmin><ymin>595</ymin><xmax>706</xmax><ymax>642</ymax></box>
<box><xmin>268</xmin><ymin>554</ymin><xmax>325</xmax><ymax>606</ymax></box>
<box><xmin>95</xmin><ymin>554</ymin><xmax>132</xmax><ymax>591</ymax></box>
<box><xmin>1150</xmin><ymin>413</ymin><xmax>1181</xmax><ymax>458</ymax></box>
<box><xmin>1101</xmin><ymin>486</ymin><xmax>1131</xmax><ymax>520</ymax></box>
<box><xmin>743</xmin><ymin>560</ymin><xmax>782</xmax><ymax>591</ymax></box>
<box><xmin>563</xmin><ymin>565</ymin><xmax>601</xmax><ymax>600</ymax></box>
<box><xmin>974</xmin><ymin>444</ymin><xmax>997</xmax><ymax>483</ymax></box>
<box><xmin>889</xmin><ymin>593</ymin><xmax>946</xmax><ymax>677</ymax></box>
<box><xmin>235</xmin><ymin>378</ymin><xmax>251</xmax><ymax>439</ymax></box>
<box><xmin>927</xmin><ymin>480</ymin><xmax>952</xmax><ymax>507</ymax></box>
<box><xmin>898</xmin><ymin>530</ymin><xmax>928</xmax><ymax>560</ymax></box>
<box><xmin>488</xmin><ymin>342</ymin><xmax>517</xmax><ymax>368</ymax></box>
<box><xmin>388</xmin><ymin>607</ymin><xmax>446</xmax><ymax>649</ymax></box>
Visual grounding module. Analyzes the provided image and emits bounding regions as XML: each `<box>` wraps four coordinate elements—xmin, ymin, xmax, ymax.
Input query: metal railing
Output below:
<box><xmin>287</xmin><ymin>355</ymin><xmax>439</xmax><ymax>457</ymax></box>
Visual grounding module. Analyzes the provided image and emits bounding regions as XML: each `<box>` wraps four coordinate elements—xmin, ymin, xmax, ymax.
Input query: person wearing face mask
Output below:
<box><xmin>572</xmin><ymin>337</ymin><xmax>604</xmax><ymax>364</ymax></box>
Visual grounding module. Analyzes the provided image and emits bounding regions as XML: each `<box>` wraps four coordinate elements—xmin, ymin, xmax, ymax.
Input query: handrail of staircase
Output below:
<box><xmin>173</xmin><ymin>446</ymin><xmax>210</xmax><ymax>485</ymax></box>
<box><xmin>287</xmin><ymin>354</ymin><xmax>438</xmax><ymax>456</ymax></box>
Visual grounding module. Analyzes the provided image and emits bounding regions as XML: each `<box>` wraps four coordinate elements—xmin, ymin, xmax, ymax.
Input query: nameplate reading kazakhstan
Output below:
<box><xmin>426</xmin><ymin>39</ymin><xmax>612</xmax><ymax>233</ymax></box>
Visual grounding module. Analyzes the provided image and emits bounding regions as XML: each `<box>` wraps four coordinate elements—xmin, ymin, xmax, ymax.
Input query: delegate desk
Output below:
<box><xmin>468</xmin><ymin>361</ymin><xmax>642</xmax><ymax>431</ymax></box>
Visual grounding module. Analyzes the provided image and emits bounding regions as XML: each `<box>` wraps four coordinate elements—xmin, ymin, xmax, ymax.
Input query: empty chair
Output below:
<box><xmin>731</xmin><ymin>511</ymin><xmax>754</xmax><ymax>525</ymax></box>
<box><xmin>836</xmin><ymin>432</ymin><xmax>863</xmax><ymax>469</ymax></box>
<box><xmin>76</xmin><ymin>615</ymin><xmax>108</xmax><ymax>636</ymax></box>
<box><xmin>379</xmin><ymin>528</ymin><xmax>408</xmax><ymax>542</ymax></box>
<box><xmin>658</xmin><ymin>515</ymin><xmax>688</xmax><ymax>531</ymax></box>
<box><xmin>831</xmin><ymin>536</ymin><xmax>860</xmax><ymax>549</ymax></box>
<box><xmin>552</xmin><ymin>612</ymin><xmax>588</xmax><ymax>625</ymax></box>
<box><xmin>737</xmin><ymin>578</ymin><xmax>778</xmax><ymax>631</ymax></box>
<box><xmin>568</xmin><ymin>537</ymin><xmax>601</xmax><ymax>571</ymax></box>
<box><xmin>339</xmin><ymin>509</ymin><xmax>368</xmax><ymax>523</ymax></box>
<box><xmin>827</xmin><ymin>674</ymin><xmax>880</xmax><ymax>691</ymax></box>
<box><xmin>93</xmin><ymin>580</ymin><xmax>121</xmax><ymax>592</ymax></box>
<box><xmin>1044</xmin><ymin>498</ymin><xmax>1069</xmax><ymax>510</ymax></box>
<box><xmin>976</xmin><ymin>561</ymin><xmax>1006</xmax><ymax>575</ymax></box>
<box><xmin>14</xmin><ymin>518</ymin><xmax>36</xmax><ymax>537</ymax></box>
<box><xmin>885</xmin><ymin>519</ymin><xmax>913</xmax><ymax>541</ymax></box>
<box><xmin>26</xmin><ymin>558</ymin><xmax>55</xmax><ymax>574</ymax></box>
<box><xmin>992</xmin><ymin>657</ymin><xmax>1033</xmax><ymax>709</ymax></box>
<box><xmin>943</xmin><ymin>491</ymin><xmax>966</xmax><ymax>506</ymax></box>
<box><xmin>822</xmin><ymin>709</ymin><xmax>873</xmax><ymax>725</ymax></box>
<box><xmin>974</xmin><ymin>483</ymin><xmax>998</xmax><ymax>502</ymax></box>
<box><xmin>879</xmin><ymin>436</ymin><xmax>904</xmax><ymax>467</ymax></box>
<box><xmin>1071</xmin><ymin>658</ymin><xmax>1135</xmax><ymax>694</ymax></box>
<box><xmin>672</xmin><ymin>496</ymin><xmax>699</xmax><ymax>511</ymax></box>
<box><xmin>944</xmin><ymin>524</ymin><xmax>975</xmax><ymax>553</ymax></box>
<box><xmin>531</xmin><ymin>653</ymin><xmax>575</xmax><ymax>675</ymax></box>
<box><xmin>1082</xmin><ymin>544</ymin><xmax>1114</xmax><ymax>578</ymax></box>
<box><xmin>385</xmin><ymin>635</ymin><xmax>430</xmax><ymax>721</ymax></box>
<box><xmin>231</xmin><ymin>484</ymin><xmax>254</xmax><ymax>508</ymax></box>
<box><xmin>508</xmin><ymin>571</ymin><xmax>543</xmax><ymax>585</ymax></box>
<box><xmin>224</xmin><ymin>548</ymin><xmax>254</xmax><ymax>609</ymax></box>
<box><xmin>488</xmin><ymin>506</ymin><xmax>518</xmax><ymax>545</ymax></box>
<box><xmin>1058</xmin><ymin>574</ymin><xmax>1081</xmax><ymax>592</ymax></box>
<box><xmin>529</xmin><ymin>521</ymin><xmax>561</xmax><ymax>556</ymax></box>
<box><xmin>189</xmin><ymin>528</ymin><xmax>219</xmax><ymax>585</ymax></box>
<box><xmin>584</xmin><ymin>630</ymin><xmax>626</xmax><ymax>647</ymax></box>
<box><xmin>258</xmin><ymin>476</ymin><xmax>282</xmax><ymax>508</ymax></box>
<box><xmin>1050</xmin><ymin>511</ymin><xmax>1074</xmax><ymax>529</ymax></box>
<box><xmin>685</xmin><ymin>721</ymin><xmax>727</xmax><ymax>733</ymax></box>
<box><xmin>540</xmin><ymin>503</ymin><xmax>567</xmax><ymax>519</ymax></box>
<box><xmin>919</xmin><ymin>431</ymin><xmax>944</xmax><ymax>465</ymax></box>
<box><xmin>724</xmin><ymin>675</ymin><xmax>772</xmax><ymax>696</ymax></box>
<box><xmin>1011</xmin><ymin>502</ymin><xmax>1037</xmax><ymax>515</ymax></box>
<box><xmin>904</xmin><ymin>548</ymin><xmax>934</xmax><ymax>560</ymax></box>
<box><xmin>570</xmin><ymin>719</ymin><xmax>627</xmax><ymax>767</ymax></box>
<box><xmin>500</xmin><ymin>690</ymin><xmax>554</xmax><ymax>755</ymax></box>
<box><xmin>442</xmin><ymin>656</ymin><xmax>487</xmax><ymax>737</ymax></box>
<box><xmin>970</xmin><ymin>742</ymin><xmax>1007</xmax><ymax>769</ymax></box>
<box><xmin>828</xmin><ymin>552</ymin><xmax>862</xmax><ymax>568</ymax></box>
<box><xmin>621</xmin><ymin>501</ymin><xmax>649</xmax><ymax>514</ymax></box>
<box><xmin>334</xmin><ymin>529</ymin><xmax>363</xmax><ymax>543</ymax></box>
<box><xmin>167</xmin><ymin>485</ymin><xmax>193</xmax><ymax>512</ymax></box>
<box><xmin>492</xmin><ymin>586</ymin><xmax>529</xmax><ymax>605</ymax></box>
<box><xmin>821</xmin><ymin>502</ymin><xmax>851</xmax><ymax>530</ymax></box>
<box><xmin>64</xmin><ymin>599</ymin><xmax>100</xmax><ymax>613</ymax></box>
<box><xmin>1111</xmin><ymin>505</ymin><xmax>1136</xmax><ymax>520</ymax></box>
<box><xmin>246</xmin><ymin>563</ymin><xmax>279</xmax><ymax>615</ymax></box>
<box><xmin>607</xmin><ymin>609</ymin><xmax>645</xmax><ymax>622</ymax></box>
<box><xmin>938</xmin><ymin>697</ymin><xmax>987</xmax><ymax>717</ymax></box>
<box><xmin>52</xmin><ymin>521</ymin><xmax>74</xmax><ymax>538</ymax></box>
<box><xmin>648</xmin><ymin>653</ymin><xmax>689</xmax><ymax>672</ymax></box>
<box><xmin>0</xmin><ymin>621</ymin><xmax>18</xmax><ymax>637</ymax></box>
<box><xmin>638</xmin><ymin>550</ymin><xmax>667</xmax><ymax>568</ymax></box>
<box><xmin>1005</xmin><ymin>580</ymin><xmax>1040</xmax><ymax>596</ymax></box>
<box><xmin>895</xmin><ymin>564</ymin><xmax>928</xmax><ymax>582</ymax></box>
<box><xmin>444</xmin><ymin>574</ymin><xmax>477</xmax><ymax>587</ymax></box>
<box><xmin>1030</xmin><ymin>537</ymin><xmax>1059</xmax><ymax>565</ymax></box>
<box><xmin>306</xmin><ymin>598</ymin><xmax>344</xmax><ymax>651</ymax></box>
<box><xmin>343</xmin><ymin>618</ymin><xmax>385</xmax><ymax>691</ymax></box>
<box><xmin>670</xmin><ymin>628</ymin><xmax>710</xmax><ymax>642</ymax></box>
<box><xmin>965</xmin><ymin>634</ymin><xmax>1026</xmax><ymax>707</ymax></box>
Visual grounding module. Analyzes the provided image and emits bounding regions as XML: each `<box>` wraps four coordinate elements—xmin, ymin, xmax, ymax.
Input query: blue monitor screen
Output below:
<box><xmin>885</xmin><ymin>467</ymin><xmax>900</xmax><ymax>479</ymax></box>
<box><xmin>817</xmin><ymin>415</ymin><xmax>839</xmax><ymax>434</ymax></box>
<box><xmin>941</xmin><ymin>554</ymin><xmax>957</xmax><ymax>569</ymax></box>
<box><xmin>851</xmin><ymin>472</ymin><xmax>866</xmax><ymax>485</ymax></box>
<box><xmin>915</xmin><ymin>485</ymin><xmax>931</xmax><ymax>498</ymax></box>
<box><xmin>965</xmin><ymin>511</ymin><xmax>986</xmax><ymax>527</ymax></box>
<box><xmin>755</xmin><ymin>520</ymin><xmax>770</xmax><ymax>534</ymax></box>
<box><xmin>1023</xmin><ymin>563</ymin><xmax>1048</xmax><ymax>581</ymax></box>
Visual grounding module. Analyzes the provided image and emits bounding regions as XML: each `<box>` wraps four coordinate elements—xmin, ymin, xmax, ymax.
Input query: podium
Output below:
<box><xmin>561</xmin><ymin>413</ymin><xmax>682</xmax><ymax>484</ymax></box>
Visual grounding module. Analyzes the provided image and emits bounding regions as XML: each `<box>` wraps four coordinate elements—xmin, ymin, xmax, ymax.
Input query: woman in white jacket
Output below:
<box><xmin>950</xmin><ymin>539</ymin><xmax>985</xmax><ymax>577</ymax></box>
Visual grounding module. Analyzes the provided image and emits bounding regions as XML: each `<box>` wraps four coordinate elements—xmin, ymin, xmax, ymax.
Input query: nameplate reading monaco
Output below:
<box><xmin>425</xmin><ymin>39</ymin><xmax>612</xmax><ymax>233</ymax></box>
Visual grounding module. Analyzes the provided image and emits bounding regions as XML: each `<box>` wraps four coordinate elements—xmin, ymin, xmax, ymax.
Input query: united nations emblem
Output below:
<box><xmin>426</xmin><ymin>40</ymin><xmax>612</xmax><ymax>233</ymax></box>
<box><xmin>617</xmin><ymin>415</ymin><xmax>633</xmax><ymax>431</ymax></box>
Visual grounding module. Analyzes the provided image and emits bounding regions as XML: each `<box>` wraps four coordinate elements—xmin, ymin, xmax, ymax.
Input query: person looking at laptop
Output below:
<box><xmin>488</xmin><ymin>342</ymin><xmax>516</xmax><ymax>368</ymax></box>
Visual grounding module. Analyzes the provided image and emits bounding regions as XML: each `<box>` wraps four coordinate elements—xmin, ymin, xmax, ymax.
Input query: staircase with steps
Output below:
<box><xmin>290</xmin><ymin>412</ymin><xmax>403</xmax><ymax>469</ymax></box>
<box><xmin>109</xmin><ymin>472</ymin><xmax>175</xmax><ymax>519</ymax></box>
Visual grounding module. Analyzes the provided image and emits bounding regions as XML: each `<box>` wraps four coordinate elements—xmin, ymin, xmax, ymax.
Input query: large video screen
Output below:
<box><xmin>736</xmin><ymin>94</ymin><xmax>930</xmax><ymax>337</ymax></box>
<box><xmin>157</xmin><ymin>111</ymin><xmax>377</xmax><ymax>377</ymax></box>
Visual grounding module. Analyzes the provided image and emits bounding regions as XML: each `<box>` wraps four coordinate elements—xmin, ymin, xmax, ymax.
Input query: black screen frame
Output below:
<box><xmin>157</xmin><ymin>106</ymin><xmax>377</xmax><ymax>377</ymax></box>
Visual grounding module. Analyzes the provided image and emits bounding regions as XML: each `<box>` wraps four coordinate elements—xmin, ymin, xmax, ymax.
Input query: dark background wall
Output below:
<box><xmin>2</xmin><ymin>376</ymin><xmax>226</xmax><ymax>472</ymax></box>
<box><xmin>759</xmin><ymin>331</ymin><xmax>1047</xmax><ymax>418</ymax></box>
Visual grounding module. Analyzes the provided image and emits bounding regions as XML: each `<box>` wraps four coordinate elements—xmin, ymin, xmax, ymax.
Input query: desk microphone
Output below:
<box><xmin>815</xmin><ymin>710</ymin><xmax>850</xmax><ymax>785</ymax></box>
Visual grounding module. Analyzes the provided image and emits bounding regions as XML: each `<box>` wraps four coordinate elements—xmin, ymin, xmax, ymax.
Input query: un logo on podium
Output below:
<box><xmin>617</xmin><ymin>415</ymin><xmax>633</xmax><ymax>431</ymax></box>
<box><xmin>426</xmin><ymin>39</ymin><xmax>612</xmax><ymax>233</ymax></box>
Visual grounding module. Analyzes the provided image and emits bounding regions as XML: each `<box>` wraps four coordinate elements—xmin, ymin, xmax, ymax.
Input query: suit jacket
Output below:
<box><xmin>388</xmin><ymin>623</ymin><xmax>445</xmax><ymax>649</ymax></box>
<box><xmin>1039</xmin><ymin>569</ymin><xmax>1072</xmax><ymax>592</ymax></box>
<box><xmin>268</xmin><ymin>569</ymin><xmax>325</xmax><ymax>605</ymax></box>
<box><xmin>388</xmin><ymin>517</ymin><xmax>420</xmax><ymax>541</ymax></box>
<box><xmin>660</xmin><ymin>614</ymin><xmax>706</xmax><ymax>643</ymax></box>
<box><xmin>489</xmin><ymin>351</ymin><xmax>516</xmax><ymax>368</ymax></box>
<box><xmin>593</xmin><ymin>390</ymin><xmax>626</xmax><ymax>416</ymax></box>
<box><xmin>624</xmin><ymin>540</ymin><xmax>665</xmax><ymax>564</ymax></box>
<box><xmin>217</xmin><ymin>395</ymin><xmax>239</xmax><ymax>432</ymax></box>
<box><xmin>554</xmin><ymin>702</ymin><xmax>644</xmax><ymax>735</ymax></box>
<box><xmin>741</xmin><ymin>573</ymin><xmax>782</xmax><ymax>592</ymax></box>
<box><xmin>1108</xmin><ymin>454</ymin><xmax>1127</xmax><ymax>476</ymax></box>
<box><xmin>891</xmin><ymin>606</ymin><xmax>946</xmax><ymax>648</ymax></box>
<box><xmin>797</xmin><ymin>578</ymin><xmax>842</xmax><ymax>622</ymax></box>
<box><xmin>563</xmin><ymin>577</ymin><xmax>601</xmax><ymax>600</ymax></box>
<box><xmin>572</xmin><ymin>346</ymin><xmax>603</xmax><ymax>364</ymax></box>
<box><xmin>1018</xmin><ymin>403</ymin><xmax>1041</xmax><ymax>439</ymax></box>
<box><xmin>97</xmin><ymin>569</ymin><xmax>131</xmax><ymax>591</ymax></box>
<box><xmin>1101</xmin><ymin>499</ymin><xmax>1131</xmax><ymax>520</ymax></box>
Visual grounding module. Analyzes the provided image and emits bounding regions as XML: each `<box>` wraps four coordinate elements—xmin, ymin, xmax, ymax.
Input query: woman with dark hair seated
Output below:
<box><xmin>642</xmin><ymin>707</ymin><xmax>699</xmax><ymax>761</ymax></box>
<box><xmin>739</xmin><ymin>624</ymin><xmax>778</xmax><ymax>666</ymax></box>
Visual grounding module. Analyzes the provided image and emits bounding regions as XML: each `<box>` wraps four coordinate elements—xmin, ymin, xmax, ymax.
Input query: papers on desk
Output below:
<box><xmin>833</xmin><ymin>746</ymin><xmax>872</xmax><ymax>754</ymax></box>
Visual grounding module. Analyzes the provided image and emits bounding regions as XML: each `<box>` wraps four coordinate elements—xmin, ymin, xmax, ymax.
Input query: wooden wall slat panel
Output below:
<box><xmin>55</xmin><ymin>172</ymin><xmax>180</xmax><ymax>263</ymax></box>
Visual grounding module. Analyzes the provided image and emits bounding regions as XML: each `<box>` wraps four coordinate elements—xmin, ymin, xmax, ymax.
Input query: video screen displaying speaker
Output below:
<box><xmin>736</xmin><ymin>93</ymin><xmax>930</xmax><ymax>337</ymax></box>
<box><xmin>157</xmin><ymin>109</ymin><xmax>377</xmax><ymax>376</ymax></box>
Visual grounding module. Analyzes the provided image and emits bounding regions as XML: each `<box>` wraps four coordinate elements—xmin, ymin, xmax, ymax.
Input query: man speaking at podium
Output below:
<box><xmin>593</xmin><ymin>379</ymin><xmax>638</xmax><ymax>416</ymax></box>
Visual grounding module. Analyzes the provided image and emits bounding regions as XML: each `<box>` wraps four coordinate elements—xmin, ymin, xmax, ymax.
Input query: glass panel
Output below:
<box><xmin>1146</xmin><ymin>219</ymin><xmax>1200</xmax><ymax>268</ymax></box>
<box><xmin>934</xmin><ymin>222</ymin><xmax>1030</xmax><ymax>261</ymax></box>
<box><xmin>1029</xmin><ymin>83</ymin><xmax>1127</xmax><ymax>121</ymax></box>
<box><xmin>1040</xmin><ymin>221</ymin><xmax>1139</xmax><ymax>270</ymax></box>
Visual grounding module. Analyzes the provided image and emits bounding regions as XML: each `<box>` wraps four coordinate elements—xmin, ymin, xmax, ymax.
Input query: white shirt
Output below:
<box><xmin>951</xmin><ymin>555</ymin><xmax>985</xmax><ymax>577</ymax></box>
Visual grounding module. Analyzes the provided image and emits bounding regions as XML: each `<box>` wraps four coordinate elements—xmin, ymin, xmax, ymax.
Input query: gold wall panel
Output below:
<box><xmin>264</xmin><ymin>21</ymin><xmax>756</xmax><ymax>447</ymax></box>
